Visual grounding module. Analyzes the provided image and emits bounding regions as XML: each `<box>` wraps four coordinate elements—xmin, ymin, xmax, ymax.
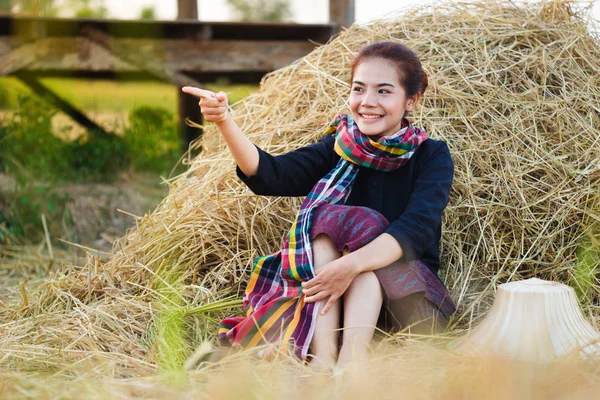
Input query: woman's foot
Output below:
<box><xmin>307</xmin><ymin>354</ymin><xmax>337</xmax><ymax>373</ymax></box>
<box><xmin>336</xmin><ymin>342</ymin><xmax>369</xmax><ymax>369</ymax></box>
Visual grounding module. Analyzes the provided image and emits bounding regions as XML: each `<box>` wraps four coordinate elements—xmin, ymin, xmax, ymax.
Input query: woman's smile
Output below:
<box><xmin>359</xmin><ymin>113</ymin><xmax>383</xmax><ymax>120</ymax></box>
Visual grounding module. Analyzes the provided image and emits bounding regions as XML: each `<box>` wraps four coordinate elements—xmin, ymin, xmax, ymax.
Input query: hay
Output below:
<box><xmin>1</xmin><ymin>342</ymin><xmax>600</xmax><ymax>399</ymax></box>
<box><xmin>1</xmin><ymin>0</ymin><xmax>600</xmax><ymax>382</ymax></box>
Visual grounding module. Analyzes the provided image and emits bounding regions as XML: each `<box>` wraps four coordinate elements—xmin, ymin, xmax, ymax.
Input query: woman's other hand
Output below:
<box><xmin>303</xmin><ymin>256</ymin><xmax>361</xmax><ymax>315</ymax></box>
<box><xmin>182</xmin><ymin>86</ymin><xmax>229</xmax><ymax>124</ymax></box>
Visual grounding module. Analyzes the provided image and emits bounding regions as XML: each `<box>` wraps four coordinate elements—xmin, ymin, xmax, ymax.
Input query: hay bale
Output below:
<box><xmin>1</xmin><ymin>0</ymin><xmax>599</xmax><ymax>375</ymax></box>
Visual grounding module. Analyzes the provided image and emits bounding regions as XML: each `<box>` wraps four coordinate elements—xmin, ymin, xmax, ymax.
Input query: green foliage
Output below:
<box><xmin>10</xmin><ymin>0</ymin><xmax>57</xmax><ymax>16</ymax></box>
<box><xmin>123</xmin><ymin>107</ymin><xmax>182</xmax><ymax>174</ymax></box>
<box><xmin>1</xmin><ymin>94</ymin><xmax>183</xmax><ymax>183</ymax></box>
<box><xmin>140</xmin><ymin>6</ymin><xmax>155</xmax><ymax>20</ymax></box>
<box><xmin>0</xmin><ymin>85</ymin><xmax>9</xmax><ymax>108</ymax></box>
<box><xmin>0</xmin><ymin>77</ymin><xmax>30</xmax><ymax>109</ymax></box>
<box><xmin>0</xmin><ymin>95</ymin><xmax>72</xmax><ymax>181</ymax></box>
<box><xmin>571</xmin><ymin>232</ymin><xmax>600</xmax><ymax>305</ymax></box>
<box><xmin>0</xmin><ymin>94</ymin><xmax>128</xmax><ymax>182</ymax></box>
<box><xmin>227</xmin><ymin>0</ymin><xmax>291</xmax><ymax>22</ymax></box>
<box><xmin>0</xmin><ymin>183</ymin><xmax>71</xmax><ymax>243</ymax></box>
<box><xmin>144</xmin><ymin>265</ymin><xmax>241</xmax><ymax>375</ymax></box>
<box><xmin>0</xmin><ymin>0</ymin><xmax>11</xmax><ymax>11</ymax></box>
<box><xmin>71</xmin><ymin>0</ymin><xmax>108</xmax><ymax>18</ymax></box>
<box><xmin>70</xmin><ymin>132</ymin><xmax>128</xmax><ymax>181</ymax></box>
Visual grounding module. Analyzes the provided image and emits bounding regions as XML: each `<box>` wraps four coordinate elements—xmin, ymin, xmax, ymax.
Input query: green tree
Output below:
<box><xmin>0</xmin><ymin>0</ymin><xmax>12</xmax><ymax>12</ymax></box>
<box><xmin>226</xmin><ymin>0</ymin><xmax>291</xmax><ymax>22</ymax></box>
<box><xmin>71</xmin><ymin>0</ymin><xmax>108</xmax><ymax>18</ymax></box>
<box><xmin>10</xmin><ymin>0</ymin><xmax>57</xmax><ymax>16</ymax></box>
<box><xmin>140</xmin><ymin>5</ymin><xmax>155</xmax><ymax>20</ymax></box>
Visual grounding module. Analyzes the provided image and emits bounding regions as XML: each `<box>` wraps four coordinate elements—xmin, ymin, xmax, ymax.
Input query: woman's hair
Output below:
<box><xmin>350</xmin><ymin>41</ymin><xmax>428</xmax><ymax>98</ymax></box>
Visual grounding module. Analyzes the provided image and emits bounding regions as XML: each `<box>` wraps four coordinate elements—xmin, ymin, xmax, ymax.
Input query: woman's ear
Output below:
<box><xmin>405</xmin><ymin>92</ymin><xmax>421</xmax><ymax>112</ymax></box>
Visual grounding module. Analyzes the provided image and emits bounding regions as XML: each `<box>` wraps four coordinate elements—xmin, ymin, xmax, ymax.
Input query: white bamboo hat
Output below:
<box><xmin>451</xmin><ymin>278</ymin><xmax>600</xmax><ymax>362</ymax></box>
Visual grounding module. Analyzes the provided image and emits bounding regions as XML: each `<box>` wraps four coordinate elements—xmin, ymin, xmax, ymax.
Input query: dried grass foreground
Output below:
<box><xmin>1</xmin><ymin>0</ymin><xmax>600</xmax><ymax>398</ymax></box>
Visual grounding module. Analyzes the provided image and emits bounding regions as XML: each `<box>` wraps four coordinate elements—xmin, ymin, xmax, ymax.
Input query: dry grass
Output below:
<box><xmin>1</xmin><ymin>0</ymin><xmax>600</xmax><ymax>397</ymax></box>
<box><xmin>1</xmin><ymin>342</ymin><xmax>600</xmax><ymax>399</ymax></box>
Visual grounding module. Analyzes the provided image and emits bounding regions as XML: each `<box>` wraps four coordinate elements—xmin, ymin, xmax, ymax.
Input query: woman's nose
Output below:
<box><xmin>361</xmin><ymin>90</ymin><xmax>377</xmax><ymax>107</ymax></box>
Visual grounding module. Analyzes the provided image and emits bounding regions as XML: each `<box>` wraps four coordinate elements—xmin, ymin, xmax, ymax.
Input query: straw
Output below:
<box><xmin>0</xmin><ymin>0</ymin><xmax>599</xmax><ymax>388</ymax></box>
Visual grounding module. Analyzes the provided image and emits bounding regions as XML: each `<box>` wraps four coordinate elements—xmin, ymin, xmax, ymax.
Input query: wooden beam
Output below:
<box><xmin>16</xmin><ymin>72</ymin><xmax>110</xmax><ymax>136</ymax></box>
<box><xmin>177</xmin><ymin>0</ymin><xmax>202</xmax><ymax>147</ymax></box>
<box><xmin>0</xmin><ymin>37</ymin><xmax>314</xmax><ymax>76</ymax></box>
<box><xmin>0</xmin><ymin>16</ymin><xmax>334</xmax><ymax>42</ymax></box>
<box><xmin>5</xmin><ymin>70</ymin><xmax>267</xmax><ymax>84</ymax></box>
<box><xmin>329</xmin><ymin>0</ymin><xmax>355</xmax><ymax>32</ymax></box>
<box><xmin>81</xmin><ymin>27</ymin><xmax>200</xmax><ymax>87</ymax></box>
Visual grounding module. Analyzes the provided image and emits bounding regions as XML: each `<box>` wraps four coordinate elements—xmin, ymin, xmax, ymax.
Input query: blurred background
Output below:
<box><xmin>0</xmin><ymin>0</ymin><xmax>599</xmax><ymax>261</ymax></box>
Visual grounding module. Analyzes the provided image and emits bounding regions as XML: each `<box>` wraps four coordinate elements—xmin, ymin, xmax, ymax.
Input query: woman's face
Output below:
<box><xmin>349</xmin><ymin>57</ymin><xmax>420</xmax><ymax>140</ymax></box>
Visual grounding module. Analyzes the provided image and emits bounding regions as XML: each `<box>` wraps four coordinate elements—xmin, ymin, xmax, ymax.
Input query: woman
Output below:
<box><xmin>183</xmin><ymin>41</ymin><xmax>455</xmax><ymax>370</ymax></box>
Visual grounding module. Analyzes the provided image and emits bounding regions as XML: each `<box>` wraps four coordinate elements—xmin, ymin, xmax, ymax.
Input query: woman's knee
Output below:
<box><xmin>312</xmin><ymin>233</ymin><xmax>341</xmax><ymax>268</ymax></box>
<box><xmin>348</xmin><ymin>271</ymin><xmax>382</xmax><ymax>293</ymax></box>
<box><xmin>351</xmin><ymin>271</ymin><xmax>381</xmax><ymax>288</ymax></box>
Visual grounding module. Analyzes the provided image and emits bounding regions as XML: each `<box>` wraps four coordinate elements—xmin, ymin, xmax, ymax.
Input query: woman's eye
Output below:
<box><xmin>379</xmin><ymin>89</ymin><xmax>390</xmax><ymax>94</ymax></box>
<box><xmin>352</xmin><ymin>87</ymin><xmax>363</xmax><ymax>92</ymax></box>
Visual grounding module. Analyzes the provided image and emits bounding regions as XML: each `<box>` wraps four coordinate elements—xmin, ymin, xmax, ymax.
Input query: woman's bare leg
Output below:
<box><xmin>337</xmin><ymin>270</ymin><xmax>383</xmax><ymax>368</ymax></box>
<box><xmin>308</xmin><ymin>234</ymin><xmax>342</xmax><ymax>370</ymax></box>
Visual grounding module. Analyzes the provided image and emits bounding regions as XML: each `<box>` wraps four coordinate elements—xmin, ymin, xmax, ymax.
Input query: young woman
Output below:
<box><xmin>183</xmin><ymin>41</ymin><xmax>456</xmax><ymax>370</ymax></box>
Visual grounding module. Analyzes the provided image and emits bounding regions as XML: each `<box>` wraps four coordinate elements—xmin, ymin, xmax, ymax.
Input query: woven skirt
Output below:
<box><xmin>309</xmin><ymin>204</ymin><xmax>456</xmax><ymax>333</ymax></box>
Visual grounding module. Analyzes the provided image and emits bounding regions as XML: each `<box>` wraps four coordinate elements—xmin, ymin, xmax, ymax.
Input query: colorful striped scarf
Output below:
<box><xmin>218</xmin><ymin>114</ymin><xmax>428</xmax><ymax>359</ymax></box>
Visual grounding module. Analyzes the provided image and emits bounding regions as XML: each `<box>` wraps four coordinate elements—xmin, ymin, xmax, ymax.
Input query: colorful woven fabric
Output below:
<box><xmin>218</xmin><ymin>114</ymin><xmax>428</xmax><ymax>359</ymax></box>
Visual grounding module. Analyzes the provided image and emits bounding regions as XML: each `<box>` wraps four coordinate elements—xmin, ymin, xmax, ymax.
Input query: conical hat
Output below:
<box><xmin>451</xmin><ymin>278</ymin><xmax>600</xmax><ymax>362</ymax></box>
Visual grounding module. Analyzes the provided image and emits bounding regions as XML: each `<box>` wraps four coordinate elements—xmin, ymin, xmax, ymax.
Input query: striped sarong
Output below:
<box><xmin>218</xmin><ymin>114</ymin><xmax>428</xmax><ymax>358</ymax></box>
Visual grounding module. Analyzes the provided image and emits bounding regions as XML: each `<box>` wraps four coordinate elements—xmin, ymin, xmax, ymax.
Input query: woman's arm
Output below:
<box><xmin>344</xmin><ymin>232</ymin><xmax>403</xmax><ymax>273</ymax></box>
<box><xmin>216</xmin><ymin>115</ymin><xmax>260</xmax><ymax>177</ymax></box>
<box><xmin>237</xmin><ymin>135</ymin><xmax>336</xmax><ymax>196</ymax></box>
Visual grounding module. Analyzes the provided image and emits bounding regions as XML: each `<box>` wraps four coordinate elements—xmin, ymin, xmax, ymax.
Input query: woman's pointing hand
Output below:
<box><xmin>182</xmin><ymin>86</ymin><xmax>230</xmax><ymax>124</ymax></box>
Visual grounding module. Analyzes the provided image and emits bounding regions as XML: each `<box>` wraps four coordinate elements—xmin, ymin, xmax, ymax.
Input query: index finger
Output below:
<box><xmin>320</xmin><ymin>295</ymin><xmax>338</xmax><ymax>315</ymax></box>
<box><xmin>181</xmin><ymin>86</ymin><xmax>216</xmax><ymax>99</ymax></box>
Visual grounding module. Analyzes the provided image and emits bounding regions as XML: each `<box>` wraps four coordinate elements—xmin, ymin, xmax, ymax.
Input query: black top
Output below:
<box><xmin>236</xmin><ymin>133</ymin><xmax>454</xmax><ymax>276</ymax></box>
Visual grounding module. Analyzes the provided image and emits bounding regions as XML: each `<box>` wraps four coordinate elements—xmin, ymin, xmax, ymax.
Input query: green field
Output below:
<box><xmin>0</xmin><ymin>76</ymin><xmax>258</xmax><ymax>112</ymax></box>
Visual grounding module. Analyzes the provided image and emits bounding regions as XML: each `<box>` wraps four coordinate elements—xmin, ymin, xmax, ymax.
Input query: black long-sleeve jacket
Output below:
<box><xmin>236</xmin><ymin>133</ymin><xmax>454</xmax><ymax>276</ymax></box>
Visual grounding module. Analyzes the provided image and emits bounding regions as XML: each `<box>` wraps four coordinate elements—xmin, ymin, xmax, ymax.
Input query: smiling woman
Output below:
<box><xmin>183</xmin><ymin>41</ymin><xmax>455</xmax><ymax>370</ymax></box>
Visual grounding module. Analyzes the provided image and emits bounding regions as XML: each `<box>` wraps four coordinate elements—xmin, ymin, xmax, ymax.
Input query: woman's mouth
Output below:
<box><xmin>359</xmin><ymin>113</ymin><xmax>383</xmax><ymax>121</ymax></box>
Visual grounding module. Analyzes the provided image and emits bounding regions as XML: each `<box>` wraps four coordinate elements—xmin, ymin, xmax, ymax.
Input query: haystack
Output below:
<box><xmin>1</xmin><ymin>0</ymin><xmax>599</xmax><ymax>376</ymax></box>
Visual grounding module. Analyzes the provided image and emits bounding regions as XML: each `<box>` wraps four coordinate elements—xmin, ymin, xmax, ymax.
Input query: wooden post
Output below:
<box><xmin>177</xmin><ymin>0</ymin><xmax>203</xmax><ymax>148</ymax></box>
<box><xmin>177</xmin><ymin>0</ymin><xmax>198</xmax><ymax>20</ymax></box>
<box><xmin>329</xmin><ymin>0</ymin><xmax>355</xmax><ymax>33</ymax></box>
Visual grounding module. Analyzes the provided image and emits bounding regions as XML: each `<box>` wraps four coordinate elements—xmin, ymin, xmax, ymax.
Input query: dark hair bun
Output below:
<box><xmin>420</xmin><ymin>72</ymin><xmax>429</xmax><ymax>95</ymax></box>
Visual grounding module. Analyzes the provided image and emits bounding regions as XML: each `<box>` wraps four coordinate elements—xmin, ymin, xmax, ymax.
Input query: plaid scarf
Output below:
<box><xmin>219</xmin><ymin>114</ymin><xmax>428</xmax><ymax>358</ymax></box>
